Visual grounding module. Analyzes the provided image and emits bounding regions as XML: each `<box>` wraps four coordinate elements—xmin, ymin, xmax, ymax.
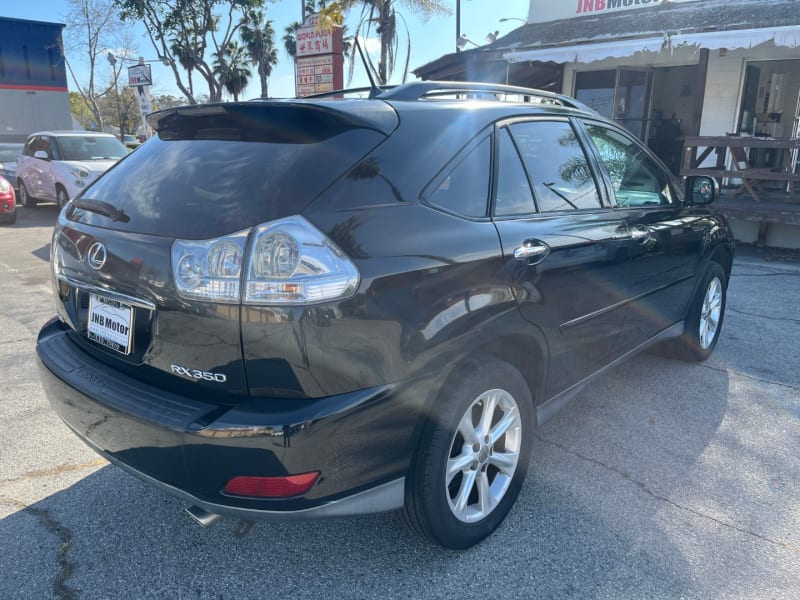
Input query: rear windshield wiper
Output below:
<box><xmin>72</xmin><ymin>199</ymin><xmax>130</xmax><ymax>223</ymax></box>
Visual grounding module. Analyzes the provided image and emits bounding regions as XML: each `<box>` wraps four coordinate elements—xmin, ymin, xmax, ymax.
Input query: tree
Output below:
<box><xmin>63</xmin><ymin>0</ymin><xmax>133</xmax><ymax>131</ymax></box>
<box><xmin>320</xmin><ymin>0</ymin><xmax>449</xmax><ymax>85</ymax></box>
<box><xmin>114</xmin><ymin>0</ymin><xmax>263</xmax><ymax>103</ymax></box>
<box><xmin>240</xmin><ymin>8</ymin><xmax>279</xmax><ymax>98</ymax></box>
<box><xmin>213</xmin><ymin>41</ymin><xmax>252</xmax><ymax>101</ymax></box>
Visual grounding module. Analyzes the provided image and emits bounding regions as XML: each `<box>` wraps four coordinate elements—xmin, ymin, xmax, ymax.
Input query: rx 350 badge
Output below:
<box><xmin>170</xmin><ymin>364</ymin><xmax>227</xmax><ymax>383</ymax></box>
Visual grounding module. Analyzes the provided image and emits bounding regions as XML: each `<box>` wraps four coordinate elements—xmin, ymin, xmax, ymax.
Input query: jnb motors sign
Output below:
<box><xmin>294</xmin><ymin>14</ymin><xmax>344</xmax><ymax>97</ymax></box>
<box><xmin>527</xmin><ymin>0</ymin><xmax>697</xmax><ymax>23</ymax></box>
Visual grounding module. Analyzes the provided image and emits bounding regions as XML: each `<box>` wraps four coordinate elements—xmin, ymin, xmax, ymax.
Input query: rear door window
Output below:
<box><xmin>494</xmin><ymin>128</ymin><xmax>536</xmax><ymax>217</ymax></box>
<box><xmin>508</xmin><ymin>120</ymin><xmax>603</xmax><ymax>212</ymax></box>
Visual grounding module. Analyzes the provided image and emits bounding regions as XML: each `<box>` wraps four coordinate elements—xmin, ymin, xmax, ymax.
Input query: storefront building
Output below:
<box><xmin>415</xmin><ymin>0</ymin><xmax>800</xmax><ymax>248</ymax></box>
<box><xmin>0</xmin><ymin>17</ymin><xmax>72</xmax><ymax>143</ymax></box>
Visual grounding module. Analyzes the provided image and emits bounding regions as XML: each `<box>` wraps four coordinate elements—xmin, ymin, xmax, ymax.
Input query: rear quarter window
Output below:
<box><xmin>424</xmin><ymin>135</ymin><xmax>491</xmax><ymax>218</ymax></box>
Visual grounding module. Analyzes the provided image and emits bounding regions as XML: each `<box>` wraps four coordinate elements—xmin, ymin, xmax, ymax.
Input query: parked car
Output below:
<box><xmin>36</xmin><ymin>82</ymin><xmax>734</xmax><ymax>549</ymax></box>
<box><xmin>16</xmin><ymin>131</ymin><xmax>128</xmax><ymax>208</ymax></box>
<box><xmin>0</xmin><ymin>174</ymin><xmax>16</xmax><ymax>225</ymax></box>
<box><xmin>122</xmin><ymin>134</ymin><xmax>141</xmax><ymax>150</ymax></box>
<box><xmin>0</xmin><ymin>142</ymin><xmax>23</xmax><ymax>188</ymax></box>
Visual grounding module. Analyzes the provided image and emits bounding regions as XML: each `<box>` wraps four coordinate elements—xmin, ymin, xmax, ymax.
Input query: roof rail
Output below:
<box><xmin>375</xmin><ymin>81</ymin><xmax>593</xmax><ymax>112</ymax></box>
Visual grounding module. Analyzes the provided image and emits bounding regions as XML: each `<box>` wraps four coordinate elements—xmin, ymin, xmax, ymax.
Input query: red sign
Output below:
<box><xmin>294</xmin><ymin>14</ymin><xmax>344</xmax><ymax>97</ymax></box>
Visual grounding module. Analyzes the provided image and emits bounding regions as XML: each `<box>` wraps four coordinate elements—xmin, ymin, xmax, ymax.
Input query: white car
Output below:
<box><xmin>16</xmin><ymin>131</ymin><xmax>128</xmax><ymax>208</ymax></box>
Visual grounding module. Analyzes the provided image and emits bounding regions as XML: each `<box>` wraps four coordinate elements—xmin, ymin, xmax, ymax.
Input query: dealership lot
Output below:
<box><xmin>1</xmin><ymin>206</ymin><xmax>798</xmax><ymax>599</ymax></box>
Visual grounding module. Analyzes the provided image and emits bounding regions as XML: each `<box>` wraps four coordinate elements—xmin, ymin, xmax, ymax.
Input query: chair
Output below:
<box><xmin>729</xmin><ymin>145</ymin><xmax>769</xmax><ymax>202</ymax></box>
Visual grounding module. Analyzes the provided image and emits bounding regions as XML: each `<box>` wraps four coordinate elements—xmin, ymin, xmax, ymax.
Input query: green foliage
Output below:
<box><xmin>113</xmin><ymin>0</ymin><xmax>269</xmax><ymax>103</ymax></box>
<box><xmin>319</xmin><ymin>0</ymin><xmax>449</xmax><ymax>85</ymax></box>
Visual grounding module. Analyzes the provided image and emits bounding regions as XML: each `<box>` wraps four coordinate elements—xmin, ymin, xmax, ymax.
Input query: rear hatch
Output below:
<box><xmin>52</xmin><ymin>101</ymin><xmax>397</xmax><ymax>403</ymax></box>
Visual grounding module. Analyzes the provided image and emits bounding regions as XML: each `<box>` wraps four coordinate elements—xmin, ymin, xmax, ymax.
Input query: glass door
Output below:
<box><xmin>614</xmin><ymin>69</ymin><xmax>654</xmax><ymax>142</ymax></box>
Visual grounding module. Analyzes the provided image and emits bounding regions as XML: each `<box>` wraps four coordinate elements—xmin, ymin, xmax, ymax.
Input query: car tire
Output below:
<box><xmin>56</xmin><ymin>186</ymin><xmax>69</xmax><ymax>209</ymax></box>
<box><xmin>667</xmin><ymin>262</ymin><xmax>727</xmax><ymax>362</ymax></box>
<box><xmin>18</xmin><ymin>181</ymin><xmax>37</xmax><ymax>208</ymax></box>
<box><xmin>0</xmin><ymin>212</ymin><xmax>15</xmax><ymax>226</ymax></box>
<box><xmin>402</xmin><ymin>359</ymin><xmax>533</xmax><ymax>549</ymax></box>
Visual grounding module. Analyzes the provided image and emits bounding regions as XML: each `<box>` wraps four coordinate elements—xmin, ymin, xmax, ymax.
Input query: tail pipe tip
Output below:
<box><xmin>185</xmin><ymin>505</ymin><xmax>223</xmax><ymax>528</ymax></box>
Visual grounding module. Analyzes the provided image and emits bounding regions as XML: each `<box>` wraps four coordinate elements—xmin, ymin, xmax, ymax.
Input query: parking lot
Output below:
<box><xmin>1</xmin><ymin>205</ymin><xmax>798</xmax><ymax>599</ymax></box>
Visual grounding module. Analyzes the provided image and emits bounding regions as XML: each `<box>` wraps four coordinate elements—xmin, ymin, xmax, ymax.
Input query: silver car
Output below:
<box><xmin>16</xmin><ymin>131</ymin><xmax>127</xmax><ymax>208</ymax></box>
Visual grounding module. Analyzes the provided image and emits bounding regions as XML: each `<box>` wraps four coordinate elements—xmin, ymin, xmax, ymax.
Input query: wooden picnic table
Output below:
<box><xmin>680</xmin><ymin>135</ymin><xmax>800</xmax><ymax>201</ymax></box>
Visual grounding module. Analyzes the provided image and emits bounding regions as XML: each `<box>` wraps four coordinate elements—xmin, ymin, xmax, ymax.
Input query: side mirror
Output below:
<box><xmin>33</xmin><ymin>150</ymin><xmax>50</xmax><ymax>160</ymax></box>
<box><xmin>687</xmin><ymin>176</ymin><xmax>718</xmax><ymax>205</ymax></box>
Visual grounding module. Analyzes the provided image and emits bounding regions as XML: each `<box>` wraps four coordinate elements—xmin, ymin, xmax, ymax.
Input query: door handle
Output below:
<box><xmin>514</xmin><ymin>240</ymin><xmax>550</xmax><ymax>262</ymax></box>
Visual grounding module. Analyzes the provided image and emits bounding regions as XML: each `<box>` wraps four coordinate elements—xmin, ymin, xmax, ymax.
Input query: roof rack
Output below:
<box><xmin>375</xmin><ymin>81</ymin><xmax>593</xmax><ymax>112</ymax></box>
<box><xmin>294</xmin><ymin>81</ymin><xmax>595</xmax><ymax>114</ymax></box>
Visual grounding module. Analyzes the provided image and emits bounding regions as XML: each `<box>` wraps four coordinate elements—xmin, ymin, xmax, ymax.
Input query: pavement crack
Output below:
<box><xmin>699</xmin><ymin>363</ymin><xmax>800</xmax><ymax>393</ymax></box>
<box><xmin>533</xmin><ymin>435</ymin><xmax>800</xmax><ymax>555</ymax></box>
<box><xmin>0</xmin><ymin>497</ymin><xmax>77</xmax><ymax>600</ymax></box>
<box><xmin>728</xmin><ymin>307</ymin><xmax>800</xmax><ymax>325</ymax></box>
<box><xmin>0</xmin><ymin>459</ymin><xmax>107</xmax><ymax>485</ymax></box>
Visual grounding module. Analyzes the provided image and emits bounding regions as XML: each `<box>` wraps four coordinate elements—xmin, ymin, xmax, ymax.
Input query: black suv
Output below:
<box><xmin>37</xmin><ymin>82</ymin><xmax>733</xmax><ymax>549</ymax></box>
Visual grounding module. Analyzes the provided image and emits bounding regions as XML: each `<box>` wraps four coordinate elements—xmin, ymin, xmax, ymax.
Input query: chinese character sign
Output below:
<box><xmin>295</xmin><ymin>14</ymin><xmax>344</xmax><ymax>97</ymax></box>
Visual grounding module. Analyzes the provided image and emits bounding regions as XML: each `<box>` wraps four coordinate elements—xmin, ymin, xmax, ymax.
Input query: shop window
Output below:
<box><xmin>574</xmin><ymin>70</ymin><xmax>615</xmax><ymax>119</ymax></box>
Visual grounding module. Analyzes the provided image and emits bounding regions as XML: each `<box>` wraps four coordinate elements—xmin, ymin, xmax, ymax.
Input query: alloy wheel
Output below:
<box><xmin>445</xmin><ymin>388</ymin><xmax>522</xmax><ymax>523</ymax></box>
<box><xmin>699</xmin><ymin>276</ymin><xmax>722</xmax><ymax>349</ymax></box>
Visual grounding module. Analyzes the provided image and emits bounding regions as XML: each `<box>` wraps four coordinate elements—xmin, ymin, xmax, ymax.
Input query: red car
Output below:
<box><xmin>0</xmin><ymin>175</ymin><xmax>16</xmax><ymax>225</ymax></box>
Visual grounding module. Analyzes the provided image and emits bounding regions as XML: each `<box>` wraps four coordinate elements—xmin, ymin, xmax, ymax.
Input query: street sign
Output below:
<box><xmin>128</xmin><ymin>64</ymin><xmax>152</xmax><ymax>87</ymax></box>
<box><xmin>294</xmin><ymin>14</ymin><xmax>344</xmax><ymax>97</ymax></box>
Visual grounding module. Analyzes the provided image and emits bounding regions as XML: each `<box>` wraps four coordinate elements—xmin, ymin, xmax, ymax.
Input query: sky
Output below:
<box><xmin>0</xmin><ymin>0</ymin><xmax>530</xmax><ymax>100</ymax></box>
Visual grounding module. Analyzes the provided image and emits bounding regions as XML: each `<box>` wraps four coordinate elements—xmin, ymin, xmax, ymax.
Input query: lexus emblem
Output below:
<box><xmin>86</xmin><ymin>242</ymin><xmax>107</xmax><ymax>270</ymax></box>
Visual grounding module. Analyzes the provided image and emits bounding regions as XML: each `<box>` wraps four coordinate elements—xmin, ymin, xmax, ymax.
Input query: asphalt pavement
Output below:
<box><xmin>1</xmin><ymin>205</ymin><xmax>798</xmax><ymax>599</ymax></box>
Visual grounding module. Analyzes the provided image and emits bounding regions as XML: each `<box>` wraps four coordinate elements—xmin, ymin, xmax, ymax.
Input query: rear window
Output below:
<box><xmin>68</xmin><ymin>123</ymin><xmax>386</xmax><ymax>239</ymax></box>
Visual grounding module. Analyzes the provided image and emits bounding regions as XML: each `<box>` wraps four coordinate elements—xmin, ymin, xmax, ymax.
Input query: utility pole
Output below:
<box><xmin>456</xmin><ymin>0</ymin><xmax>461</xmax><ymax>52</ymax></box>
<box><xmin>107</xmin><ymin>53</ymin><xmax>124</xmax><ymax>141</ymax></box>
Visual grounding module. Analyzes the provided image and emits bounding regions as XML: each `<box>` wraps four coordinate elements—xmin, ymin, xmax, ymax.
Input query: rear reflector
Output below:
<box><xmin>223</xmin><ymin>471</ymin><xmax>320</xmax><ymax>498</ymax></box>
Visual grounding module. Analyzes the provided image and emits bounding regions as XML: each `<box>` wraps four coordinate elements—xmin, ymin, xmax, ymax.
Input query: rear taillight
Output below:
<box><xmin>171</xmin><ymin>216</ymin><xmax>360</xmax><ymax>305</ymax></box>
<box><xmin>171</xmin><ymin>230</ymin><xmax>249</xmax><ymax>303</ymax></box>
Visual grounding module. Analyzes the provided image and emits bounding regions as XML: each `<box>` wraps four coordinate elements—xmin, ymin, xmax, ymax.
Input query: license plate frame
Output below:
<box><xmin>87</xmin><ymin>294</ymin><xmax>134</xmax><ymax>355</ymax></box>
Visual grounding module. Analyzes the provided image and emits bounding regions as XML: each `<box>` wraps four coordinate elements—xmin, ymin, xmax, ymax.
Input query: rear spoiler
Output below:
<box><xmin>147</xmin><ymin>101</ymin><xmax>399</xmax><ymax>141</ymax></box>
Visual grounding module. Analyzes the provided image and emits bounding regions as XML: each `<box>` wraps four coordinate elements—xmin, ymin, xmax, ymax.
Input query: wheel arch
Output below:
<box><xmin>708</xmin><ymin>243</ymin><xmax>733</xmax><ymax>281</ymax></box>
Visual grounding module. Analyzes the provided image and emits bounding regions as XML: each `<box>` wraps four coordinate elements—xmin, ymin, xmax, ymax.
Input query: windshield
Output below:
<box><xmin>57</xmin><ymin>136</ymin><xmax>127</xmax><ymax>161</ymax></box>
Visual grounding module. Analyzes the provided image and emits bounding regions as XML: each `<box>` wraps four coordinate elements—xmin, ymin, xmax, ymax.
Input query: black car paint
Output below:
<box><xmin>37</xmin><ymin>96</ymin><xmax>734</xmax><ymax>516</ymax></box>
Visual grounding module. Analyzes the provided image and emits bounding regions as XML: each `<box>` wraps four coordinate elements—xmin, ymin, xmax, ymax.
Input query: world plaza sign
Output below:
<box><xmin>294</xmin><ymin>14</ymin><xmax>344</xmax><ymax>97</ymax></box>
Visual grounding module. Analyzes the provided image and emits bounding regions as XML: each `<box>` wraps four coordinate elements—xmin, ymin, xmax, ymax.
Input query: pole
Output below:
<box><xmin>456</xmin><ymin>0</ymin><xmax>461</xmax><ymax>52</ymax></box>
<box><xmin>112</xmin><ymin>63</ymin><xmax>124</xmax><ymax>141</ymax></box>
<box><xmin>301</xmin><ymin>0</ymin><xmax>305</xmax><ymax>20</ymax></box>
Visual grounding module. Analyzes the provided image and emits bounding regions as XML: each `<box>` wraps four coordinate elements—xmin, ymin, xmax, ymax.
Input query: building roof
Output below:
<box><xmin>0</xmin><ymin>16</ymin><xmax>65</xmax><ymax>29</ymax></box>
<box><xmin>414</xmin><ymin>0</ymin><xmax>798</xmax><ymax>82</ymax></box>
<box><xmin>495</xmin><ymin>0</ymin><xmax>798</xmax><ymax>52</ymax></box>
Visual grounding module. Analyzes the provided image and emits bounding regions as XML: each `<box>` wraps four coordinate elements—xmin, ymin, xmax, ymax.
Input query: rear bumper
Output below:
<box><xmin>36</xmin><ymin>319</ymin><xmax>420</xmax><ymax>518</ymax></box>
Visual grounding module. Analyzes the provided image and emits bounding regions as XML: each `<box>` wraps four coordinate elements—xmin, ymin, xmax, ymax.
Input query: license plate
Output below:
<box><xmin>87</xmin><ymin>294</ymin><xmax>134</xmax><ymax>355</ymax></box>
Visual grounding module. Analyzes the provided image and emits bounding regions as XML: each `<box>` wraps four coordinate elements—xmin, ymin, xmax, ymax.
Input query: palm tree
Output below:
<box><xmin>213</xmin><ymin>41</ymin><xmax>252</xmax><ymax>101</ymax></box>
<box><xmin>321</xmin><ymin>0</ymin><xmax>449</xmax><ymax>86</ymax></box>
<box><xmin>240</xmin><ymin>9</ymin><xmax>279</xmax><ymax>99</ymax></box>
<box><xmin>170</xmin><ymin>37</ymin><xmax>198</xmax><ymax>99</ymax></box>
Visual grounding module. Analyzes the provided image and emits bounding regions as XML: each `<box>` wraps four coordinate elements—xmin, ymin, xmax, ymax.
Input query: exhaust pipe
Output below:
<box><xmin>185</xmin><ymin>505</ymin><xmax>223</xmax><ymax>527</ymax></box>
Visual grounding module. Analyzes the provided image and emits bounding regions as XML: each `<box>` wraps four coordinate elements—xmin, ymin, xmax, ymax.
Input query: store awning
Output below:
<box><xmin>503</xmin><ymin>26</ymin><xmax>800</xmax><ymax>65</ymax></box>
